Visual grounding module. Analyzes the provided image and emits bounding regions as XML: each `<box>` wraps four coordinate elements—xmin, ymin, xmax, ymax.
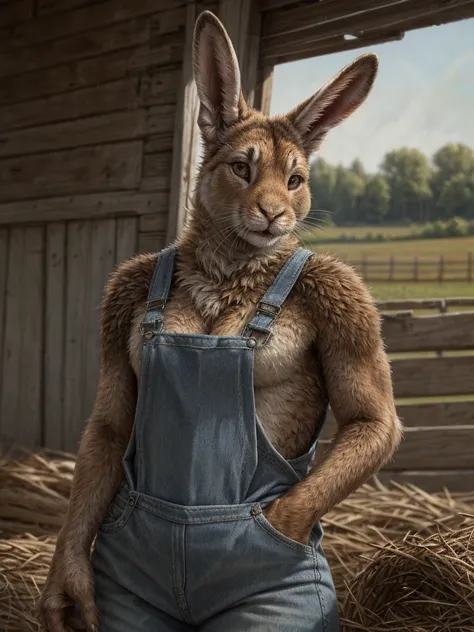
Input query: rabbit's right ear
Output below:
<box><xmin>193</xmin><ymin>11</ymin><xmax>242</xmax><ymax>143</ymax></box>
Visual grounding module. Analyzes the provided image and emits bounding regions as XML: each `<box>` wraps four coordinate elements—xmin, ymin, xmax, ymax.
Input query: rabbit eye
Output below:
<box><xmin>288</xmin><ymin>175</ymin><xmax>303</xmax><ymax>190</ymax></box>
<box><xmin>232</xmin><ymin>162</ymin><xmax>250</xmax><ymax>182</ymax></box>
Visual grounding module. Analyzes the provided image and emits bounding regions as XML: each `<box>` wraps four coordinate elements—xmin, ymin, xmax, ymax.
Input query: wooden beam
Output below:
<box><xmin>323</xmin><ymin>401</ymin><xmax>474</xmax><ymax>439</ymax></box>
<box><xmin>0</xmin><ymin>191</ymin><xmax>169</xmax><ymax>226</ymax></box>
<box><xmin>382</xmin><ymin>312</ymin><xmax>474</xmax><ymax>353</ymax></box>
<box><xmin>391</xmin><ymin>356</ymin><xmax>474</xmax><ymax>399</ymax></box>
<box><xmin>166</xmin><ymin>1</ymin><xmax>200</xmax><ymax>244</ymax></box>
<box><xmin>261</xmin><ymin>0</ymin><xmax>474</xmax><ymax>62</ymax></box>
<box><xmin>254</xmin><ymin>65</ymin><xmax>274</xmax><ymax>114</ymax></box>
<box><xmin>376</xmin><ymin>297</ymin><xmax>474</xmax><ymax>311</ymax></box>
<box><xmin>377</xmin><ymin>470</ymin><xmax>474</xmax><ymax>493</ymax></box>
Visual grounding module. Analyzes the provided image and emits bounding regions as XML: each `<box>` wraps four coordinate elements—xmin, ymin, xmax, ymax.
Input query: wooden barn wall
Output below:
<box><xmin>0</xmin><ymin>0</ymin><xmax>217</xmax><ymax>451</ymax></box>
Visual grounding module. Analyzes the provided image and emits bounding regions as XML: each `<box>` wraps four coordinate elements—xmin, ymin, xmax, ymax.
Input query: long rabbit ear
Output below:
<box><xmin>287</xmin><ymin>53</ymin><xmax>379</xmax><ymax>156</ymax></box>
<box><xmin>193</xmin><ymin>11</ymin><xmax>244</xmax><ymax>142</ymax></box>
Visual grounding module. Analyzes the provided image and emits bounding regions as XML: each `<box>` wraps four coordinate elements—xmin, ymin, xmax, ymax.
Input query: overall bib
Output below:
<box><xmin>92</xmin><ymin>247</ymin><xmax>339</xmax><ymax>631</ymax></box>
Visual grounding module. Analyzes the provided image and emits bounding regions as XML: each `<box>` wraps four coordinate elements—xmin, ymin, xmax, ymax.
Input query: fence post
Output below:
<box><xmin>361</xmin><ymin>255</ymin><xmax>367</xmax><ymax>281</ymax></box>
<box><xmin>438</xmin><ymin>255</ymin><xmax>444</xmax><ymax>283</ymax></box>
<box><xmin>468</xmin><ymin>252</ymin><xmax>473</xmax><ymax>283</ymax></box>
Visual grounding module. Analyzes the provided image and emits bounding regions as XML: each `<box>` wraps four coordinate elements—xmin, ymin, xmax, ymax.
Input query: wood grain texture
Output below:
<box><xmin>0</xmin><ymin>227</ymin><xmax>8</xmax><ymax>420</ymax></box>
<box><xmin>377</xmin><ymin>297</ymin><xmax>474</xmax><ymax>312</ymax></box>
<box><xmin>0</xmin><ymin>191</ymin><xmax>169</xmax><ymax>225</ymax></box>
<box><xmin>0</xmin><ymin>141</ymin><xmax>142</xmax><ymax>202</ymax></box>
<box><xmin>392</xmin><ymin>356</ymin><xmax>474</xmax><ymax>398</ymax></box>
<box><xmin>2</xmin><ymin>1</ymin><xmax>185</xmax><ymax>49</ymax></box>
<box><xmin>377</xmin><ymin>470</ymin><xmax>474</xmax><ymax>493</ymax></box>
<box><xmin>63</xmin><ymin>221</ymin><xmax>91</xmax><ymax>452</ymax></box>
<box><xmin>115</xmin><ymin>216</ymin><xmax>138</xmax><ymax>265</ymax></box>
<box><xmin>0</xmin><ymin>110</ymin><xmax>146</xmax><ymax>158</ymax></box>
<box><xmin>0</xmin><ymin>226</ymin><xmax>44</xmax><ymax>447</ymax></box>
<box><xmin>0</xmin><ymin>0</ymin><xmax>32</xmax><ymax>28</ymax></box>
<box><xmin>382</xmin><ymin>312</ymin><xmax>474</xmax><ymax>353</ymax></box>
<box><xmin>323</xmin><ymin>401</ymin><xmax>474</xmax><ymax>439</ymax></box>
<box><xmin>44</xmin><ymin>222</ymin><xmax>66</xmax><ymax>450</ymax></box>
<box><xmin>391</xmin><ymin>426</ymin><xmax>474</xmax><ymax>470</ymax></box>
<box><xmin>137</xmin><ymin>231</ymin><xmax>167</xmax><ymax>254</ymax></box>
<box><xmin>166</xmin><ymin>1</ymin><xmax>200</xmax><ymax>243</ymax></box>
<box><xmin>0</xmin><ymin>79</ymin><xmax>140</xmax><ymax>133</ymax></box>
<box><xmin>83</xmin><ymin>219</ymin><xmax>116</xmax><ymax>422</ymax></box>
<box><xmin>141</xmin><ymin>152</ymin><xmax>173</xmax><ymax>192</ymax></box>
<box><xmin>0</xmin><ymin>48</ymin><xmax>180</xmax><ymax>106</ymax></box>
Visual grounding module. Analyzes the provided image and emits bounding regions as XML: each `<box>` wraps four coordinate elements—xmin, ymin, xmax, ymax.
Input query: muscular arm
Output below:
<box><xmin>265</xmin><ymin>257</ymin><xmax>402</xmax><ymax>539</ymax></box>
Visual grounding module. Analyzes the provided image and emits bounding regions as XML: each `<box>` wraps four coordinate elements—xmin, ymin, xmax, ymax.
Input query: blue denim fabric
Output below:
<box><xmin>92</xmin><ymin>247</ymin><xmax>339</xmax><ymax>631</ymax></box>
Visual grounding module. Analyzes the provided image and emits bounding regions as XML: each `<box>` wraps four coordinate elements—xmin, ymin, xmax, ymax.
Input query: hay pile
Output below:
<box><xmin>0</xmin><ymin>450</ymin><xmax>473</xmax><ymax>632</ymax></box>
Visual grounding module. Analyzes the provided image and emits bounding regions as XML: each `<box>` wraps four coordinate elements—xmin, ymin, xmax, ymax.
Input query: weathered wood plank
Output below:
<box><xmin>382</xmin><ymin>312</ymin><xmax>474</xmax><ymax>353</ymax></box>
<box><xmin>144</xmin><ymin>133</ymin><xmax>175</xmax><ymax>154</ymax></box>
<box><xmin>2</xmin><ymin>0</ymin><xmax>185</xmax><ymax>49</ymax></box>
<box><xmin>0</xmin><ymin>47</ymin><xmax>180</xmax><ymax>106</ymax></box>
<box><xmin>0</xmin><ymin>110</ymin><xmax>146</xmax><ymax>158</ymax></box>
<box><xmin>83</xmin><ymin>220</ymin><xmax>116</xmax><ymax>421</ymax></box>
<box><xmin>254</xmin><ymin>65</ymin><xmax>274</xmax><ymax>114</ymax></box>
<box><xmin>138</xmin><ymin>64</ymin><xmax>182</xmax><ymax>107</ymax></box>
<box><xmin>394</xmin><ymin>427</ymin><xmax>474</xmax><ymax>470</ymax></box>
<box><xmin>139</xmin><ymin>213</ymin><xmax>168</xmax><ymax>234</ymax></box>
<box><xmin>377</xmin><ymin>470</ymin><xmax>474</xmax><ymax>493</ymax></box>
<box><xmin>0</xmin><ymin>141</ymin><xmax>142</xmax><ymax>202</ymax></box>
<box><xmin>0</xmin><ymin>226</ymin><xmax>44</xmax><ymax>447</ymax></box>
<box><xmin>64</xmin><ymin>221</ymin><xmax>91</xmax><ymax>452</ymax></box>
<box><xmin>137</xmin><ymin>231</ymin><xmax>167</xmax><ymax>254</ymax></box>
<box><xmin>0</xmin><ymin>0</ymin><xmax>32</xmax><ymax>27</ymax></box>
<box><xmin>44</xmin><ymin>222</ymin><xmax>66</xmax><ymax>450</ymax></box>
<box><xmin>141</xmin><ymin>152</ymin><xmax>174</xmax><ymax>192</ymax></box>
<box><xmin>146</xmin><ymin>104</ymin><xmax>177</xmax><ymax>135</ymax></box>
<box><xmin>0</xmin><ymin>9</ymin><xmax>185</xmax><ymax>79</ymax></box>
<box><xmin>0</xmin><ymin>78</ymin><xmax>140</xmax><ymax>133</ymax></box>
<box><xmin>392</xmin><ymin>356</ymin><xmax>474</xmax><ymax>399</ymax></box>
<box><xmin>323</xmin><ymin>401</ymin><xmax>474</xmax><ymax>439</ymax></box>
<box><xmin>0</xmin><ymin>227</ymin><xmax>8</xmax><ymax>419</ymax></box>
<box><xmin>0</xmin><ymin>191</ymin><xmax>169</xmax><ymax>225</ymax></box>
<box><xmin>166</xmin><ymin>0</ymin><xmax>199</xmax><ymax>243</ymax></box>
<box><xmin>377</xmin><ymin>297</ymin><xmax>474</xmax><ymax>312</ymax></box>
<box><xmin>115</xmin><ymin>216</ymin><xmax>138</xmax><ymax>265</ymax></box>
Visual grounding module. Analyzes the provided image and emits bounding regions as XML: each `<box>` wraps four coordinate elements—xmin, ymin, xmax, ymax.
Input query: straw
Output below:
<box><xmin>0</xmin><ymin>450</ymin><xmax>473</xmax><ymax>632</ymax></box>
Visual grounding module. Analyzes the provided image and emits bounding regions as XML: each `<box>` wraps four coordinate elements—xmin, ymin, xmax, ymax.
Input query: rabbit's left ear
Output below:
<box><xmin>287</xmin><ymin>53</ymin><xmax>379</xmax><ymax>156</ymax></box>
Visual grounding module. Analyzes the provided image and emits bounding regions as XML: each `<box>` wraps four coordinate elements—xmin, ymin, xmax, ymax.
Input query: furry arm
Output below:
<box><xmin>264</xmin><ymin>260</ymin><xmax>402</xmax><ymax>540</ymax></box>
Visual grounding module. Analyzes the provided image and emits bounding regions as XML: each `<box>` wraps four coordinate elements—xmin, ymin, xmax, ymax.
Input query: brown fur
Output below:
<box><xmin>39</xmin><ymin>11</ymin><xmax>401</xmax><ymax>632</ymax></box>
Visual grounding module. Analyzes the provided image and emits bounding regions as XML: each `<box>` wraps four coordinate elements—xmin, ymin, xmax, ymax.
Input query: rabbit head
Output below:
<box><xmin>192</xmin><ymin>11</ymin><xmax>378</xmax><ymax>250</ymax></box>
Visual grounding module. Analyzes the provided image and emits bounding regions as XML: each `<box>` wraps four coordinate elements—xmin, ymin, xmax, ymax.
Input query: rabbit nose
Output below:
<box><xmin>258</xmin><ymin>204</ymin><xmax>285</xmax><ymax>222</ymax></box>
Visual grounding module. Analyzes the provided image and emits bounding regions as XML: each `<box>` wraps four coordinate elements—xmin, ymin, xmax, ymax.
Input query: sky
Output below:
<box><xmin>270</xmin><ymin>17</ymin><xmax>474</xmax><ymax>172</ymax></box>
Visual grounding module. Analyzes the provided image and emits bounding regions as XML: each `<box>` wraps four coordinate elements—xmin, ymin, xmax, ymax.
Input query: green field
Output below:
<box><xmin>302</xmin><ymin>226</ymin><xmax>474</xmax><ymax>300</ymax></box>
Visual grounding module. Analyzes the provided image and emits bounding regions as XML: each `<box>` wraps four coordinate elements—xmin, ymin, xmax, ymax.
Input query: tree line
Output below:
<box><xmin>309</xmin><ymin>143</ymin><xmax>474</xmax><ymax>226</ymax></box>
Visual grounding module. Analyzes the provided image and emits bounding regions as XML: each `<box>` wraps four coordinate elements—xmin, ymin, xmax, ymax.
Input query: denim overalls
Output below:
<box><xmin>92</xmin><ymin>246</ymin><xmax>339</xmax><ymax>631</ymax></box>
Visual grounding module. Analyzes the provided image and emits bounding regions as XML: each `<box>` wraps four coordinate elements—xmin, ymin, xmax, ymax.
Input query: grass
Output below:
<box><xmin>307</xmin><ymin>223</ymin><xmax>420</xmax><ymax>241</ymax></box>
<box><xmin>368</xmin><ymin>282</ymin><xmax>474</xmax><ymax>300</ymax></box>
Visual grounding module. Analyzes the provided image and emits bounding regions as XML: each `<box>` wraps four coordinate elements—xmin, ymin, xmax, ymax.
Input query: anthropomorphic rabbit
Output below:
<box><xmin>39</xmin><ymin>11</ymin><xmax>401</xmax><ymax>632</ymax></box>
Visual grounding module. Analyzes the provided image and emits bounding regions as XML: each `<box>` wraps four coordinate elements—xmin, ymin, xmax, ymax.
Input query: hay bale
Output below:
<box><xmin>0</xmin><ymin>535</ymin><xmax>55</xmax><ymax>632</ymax></box>
<box><xmin>0</xmin><ymin>450</ymin><xmax>473</xmax><ymax>632</ymax></box>
<box><xmin>341</xmin><ymin>521</ymin><xmax>474</xmax><ymax>632</ymax></box>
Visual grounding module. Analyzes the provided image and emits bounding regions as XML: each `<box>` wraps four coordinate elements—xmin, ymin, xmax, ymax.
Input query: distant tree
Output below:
<box><xmin>308</xmin><ymin>158</ymin><xmax>337</xmax><ymax>226</ymax></box>
<box><xmin>349</xmin><ymin>158</ymin><xmax>365</xmax><ymax>179</ymax></box>
<box><xmin>380</xmin><ymin>148</ymin><xmax>432</xmax><ymax>223</ymax></box>
<box><xmin>431</xmin><ymin>144</ymin><xmax>474</xmax><ymax>218</ymax></box>
<box><xmin>437</xmin><ymin>172</ymin><xmax>474</xmax><ymax>219</ymax></box>
<box><xmin>332</xmin><ymin>165</ymin><xmax>366</xmax><ymax>225</ymax></box>
<box><xmin>358</xmin><ymin>175</ymin><xmax>390</xmax><ymax>224</ymax></box>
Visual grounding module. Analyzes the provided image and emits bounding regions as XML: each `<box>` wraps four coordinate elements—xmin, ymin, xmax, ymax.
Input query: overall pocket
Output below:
<box><xmin>252</xmin><ymin>504</ymin><xmax>315</xmax><ymax>556</ymax></box>
<box><xmin>100</xmin><ymin>484</ymin><xmax>137</xmax><ymax>534</ymax></box>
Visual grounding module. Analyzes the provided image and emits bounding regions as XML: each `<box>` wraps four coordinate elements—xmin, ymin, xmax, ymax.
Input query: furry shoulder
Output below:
<box><xmin>300</xmin><ymin>252</ymin><xmax>382</xmax><ymax>351</ymax></box>
<box><xmin>99</xmin><ymin>253</ymin><xmax>158</xmax><ymax>353</ymax></box>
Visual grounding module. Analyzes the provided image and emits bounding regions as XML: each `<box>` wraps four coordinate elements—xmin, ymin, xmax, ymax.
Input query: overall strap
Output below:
<box><xmin>242</xmin><ymin>248</ymin><xmax>314</xmax><ymax>345</ymax></box>
<box><xmin>140</xmin><ymin>245</ymin><xmax>178</xmax><ymax>339</ymax></box>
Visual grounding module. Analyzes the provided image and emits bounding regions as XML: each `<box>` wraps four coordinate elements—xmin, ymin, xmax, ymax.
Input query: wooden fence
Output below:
<box><xmin>322</xmin><ymin>297</ymin><xmax>474</xmax><ymax>492</ymax></box>
<box><xmin>347</xmin><ymin>253</ymin><xmax>473</xmax><ymax>283</ymax></box>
